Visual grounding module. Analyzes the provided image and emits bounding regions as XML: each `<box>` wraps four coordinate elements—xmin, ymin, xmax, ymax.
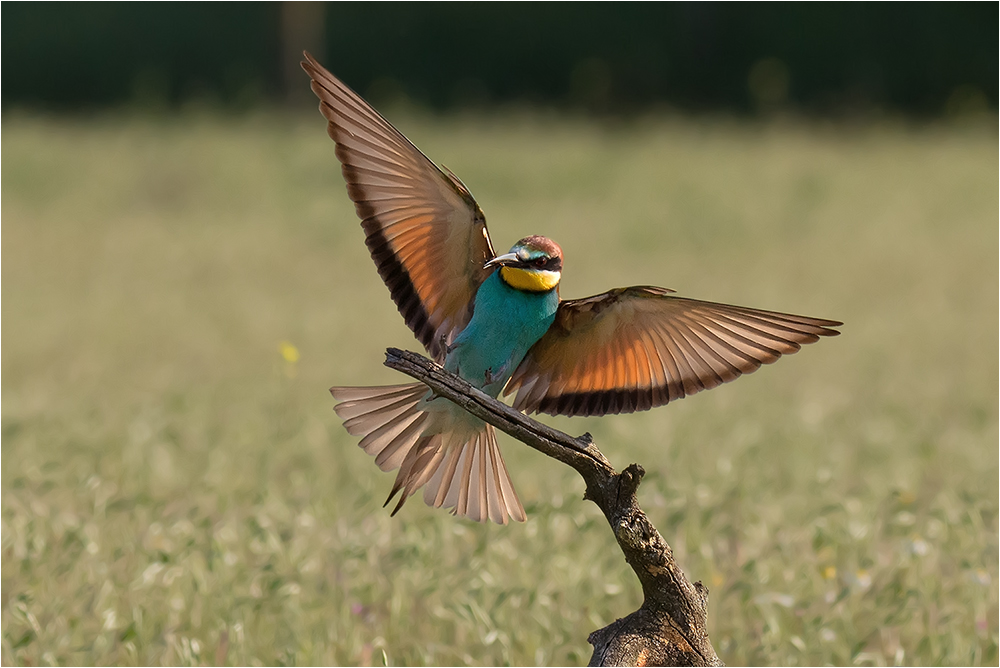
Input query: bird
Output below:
<box><xmin>301</xmin><ymin>53</ymin><xmax>841</xmax><ymax>525</ymax></box>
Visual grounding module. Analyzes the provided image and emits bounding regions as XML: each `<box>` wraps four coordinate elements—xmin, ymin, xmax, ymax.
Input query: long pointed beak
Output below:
<box><xmin>484</xmin><ymin>252</ymin><xmax>519</xmax><ymax>269</ymax></box>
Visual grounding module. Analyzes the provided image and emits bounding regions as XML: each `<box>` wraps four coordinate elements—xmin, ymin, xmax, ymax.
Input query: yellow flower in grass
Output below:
<box><xmin>279</xmin><ymin>341</ymin><xmax>300</xmax><ymax>377</ymax></box>
<box><xmin>279</xmin><ymin>341</ymin><xmax>300</xmax><ymax>363</ymax></box>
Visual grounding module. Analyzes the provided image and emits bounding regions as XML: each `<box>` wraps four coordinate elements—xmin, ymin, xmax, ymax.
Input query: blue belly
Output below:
<box><xmin>445</xmin><ymin>272</ymin><xmax>558</xmax><ymax>397</ymax></box>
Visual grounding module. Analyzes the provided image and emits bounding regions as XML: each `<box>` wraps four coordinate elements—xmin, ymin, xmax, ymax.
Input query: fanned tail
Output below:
<box><xmin>331</xmin><ymin>384</ymin><xmax>526</xmax><ymax>524</ymax></box>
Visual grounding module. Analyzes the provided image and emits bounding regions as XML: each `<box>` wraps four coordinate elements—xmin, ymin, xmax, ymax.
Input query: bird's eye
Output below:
<box><xmin>533</xmin><ymin>258</ymin><xmax>546</xmax><ymax>268</ymax></box>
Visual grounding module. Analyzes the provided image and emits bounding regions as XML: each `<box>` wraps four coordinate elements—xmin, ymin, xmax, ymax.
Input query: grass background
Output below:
<box><xmin>2</xmin><ymin>109</ymin><xmax>997</xmax><ymax>665</ymax></box>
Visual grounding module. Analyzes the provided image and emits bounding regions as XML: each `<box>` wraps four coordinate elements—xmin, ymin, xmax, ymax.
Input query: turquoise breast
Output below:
<box><xmin>445</xmin><ymin>272</ymin><xmax>559</xmax><ymax>397</ymax></box>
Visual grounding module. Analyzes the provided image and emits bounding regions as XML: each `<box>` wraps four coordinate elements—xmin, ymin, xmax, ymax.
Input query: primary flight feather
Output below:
<box><xmin>302</xmin><ymin>53</ymin><xmax>841</xmax><ymax>524</ymax></box>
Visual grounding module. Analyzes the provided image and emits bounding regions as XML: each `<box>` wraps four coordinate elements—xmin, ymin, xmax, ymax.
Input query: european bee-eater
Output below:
<box><xmin>302</xmin><ymin>54</ymin><xmax>841</xmax><ymax>525</ymax></box>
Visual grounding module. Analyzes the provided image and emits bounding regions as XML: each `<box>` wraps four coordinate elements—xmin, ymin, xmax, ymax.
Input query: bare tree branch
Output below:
<box><xmin>384</xmin><ymin>348</ymin><xmax>724</xmax><ymax>667</ymax></box>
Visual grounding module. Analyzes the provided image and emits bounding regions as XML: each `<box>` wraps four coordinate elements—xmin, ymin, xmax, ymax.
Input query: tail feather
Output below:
<box><xmin>485</xmin><ymin>434</ymin><xmax>517</xmax><ymax>523</ymax></box>
<box><xmin>356</xmin><ymin>410</ymin><xmax>419</xmax><ymax>457</ymax></box>
<box><xmin>423</xmin><ymin>426</ymin><xmax>526</xmax><ymax>524</ymax></box>
<box><xmin>332</xmin><ymin>384</ymin><xmax>422</xmax><ymax>404</ymax></box>
<box><xmin>492</xmin><ymin>439</ymin><xmax>526</xmax><ymax>522</ymax></box>
<box><xmin>330</xmin><ymin>383</ymin><xmax>526</xmax><ymax>524</ymax></box>
<box><xmin>386</xmin><ymin>435</ymin><xmax>446</xmax><ymax>516</ymax></box>
<box><xmin>370</xmin><ymin>413</ymin><xmax>427</xmax><ymax>471</ymax></box>
<box><xmin>342</xmin><ymin>393</ymin><xmax>425</xmax><ymax>435</ymax></box>
<box><xmin>334</xmin><ymin>384</ymin><xmax>426</xmax><ymax>422</ymax></box>
<box><xmin>427</xmin><ymin>436</ymin><xmax>464</xmax><ymax>508</ymax></box>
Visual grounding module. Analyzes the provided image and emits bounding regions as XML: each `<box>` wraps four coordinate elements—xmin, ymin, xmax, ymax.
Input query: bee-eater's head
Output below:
<box><xmin>485</xmin><ymin>235</ymin><xmax>563</xmax><ymax>293</ymax></box>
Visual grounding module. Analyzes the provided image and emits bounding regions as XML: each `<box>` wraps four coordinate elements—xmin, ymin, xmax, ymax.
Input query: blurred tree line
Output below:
<box><xmin>3</xmin><ymin>2</ymin><xmax>995</xmax><ymax>116</ymax></box>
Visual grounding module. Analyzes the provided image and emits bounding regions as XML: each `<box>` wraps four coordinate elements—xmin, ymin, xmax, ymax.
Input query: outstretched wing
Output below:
<box><xmin>303</xmin><ymin>53</ymin><xmax>495</xmax><ymax>361</ymax></box>
<box><xmin>505</xmin><ymin>286</ymin><xmax>841</xmax><ymax>416</ymax></box>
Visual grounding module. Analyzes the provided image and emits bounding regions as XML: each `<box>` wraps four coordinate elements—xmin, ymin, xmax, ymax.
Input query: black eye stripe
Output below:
<box><xmin>510</xmin><ymin>254</ymin><xmax>561</xmax><ymax>271</ymax></box>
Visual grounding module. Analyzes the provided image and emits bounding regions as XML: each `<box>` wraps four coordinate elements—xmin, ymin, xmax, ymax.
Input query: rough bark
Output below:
<box><xmin>384</xmin><ymin>348</ymin><xmax>724</xmax><ymax>667</ymax></box>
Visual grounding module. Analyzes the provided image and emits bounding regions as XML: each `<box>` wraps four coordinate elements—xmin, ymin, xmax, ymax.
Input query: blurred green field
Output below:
<box><xmin>2</xmin><ymin>109</ymin><xmax>997</xmax><ymax>666</ymax></box>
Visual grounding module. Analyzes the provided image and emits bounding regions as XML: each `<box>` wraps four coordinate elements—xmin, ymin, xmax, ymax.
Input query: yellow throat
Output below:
<box><xmin>500</xmin><ymin>266</ymin><xmax>561</xmax><ymax>292</ymax></box>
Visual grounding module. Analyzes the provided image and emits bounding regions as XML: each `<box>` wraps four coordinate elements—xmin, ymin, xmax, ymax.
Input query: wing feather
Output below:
<box><xmin>506</xmin><ymin>287</ymin><xmax>841</xmax><ymax>416</ymax></box>
<box><xmin>303</xmin><ymin>53</ymin><xmax>495</xmax><ymax>361</ymax></box>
